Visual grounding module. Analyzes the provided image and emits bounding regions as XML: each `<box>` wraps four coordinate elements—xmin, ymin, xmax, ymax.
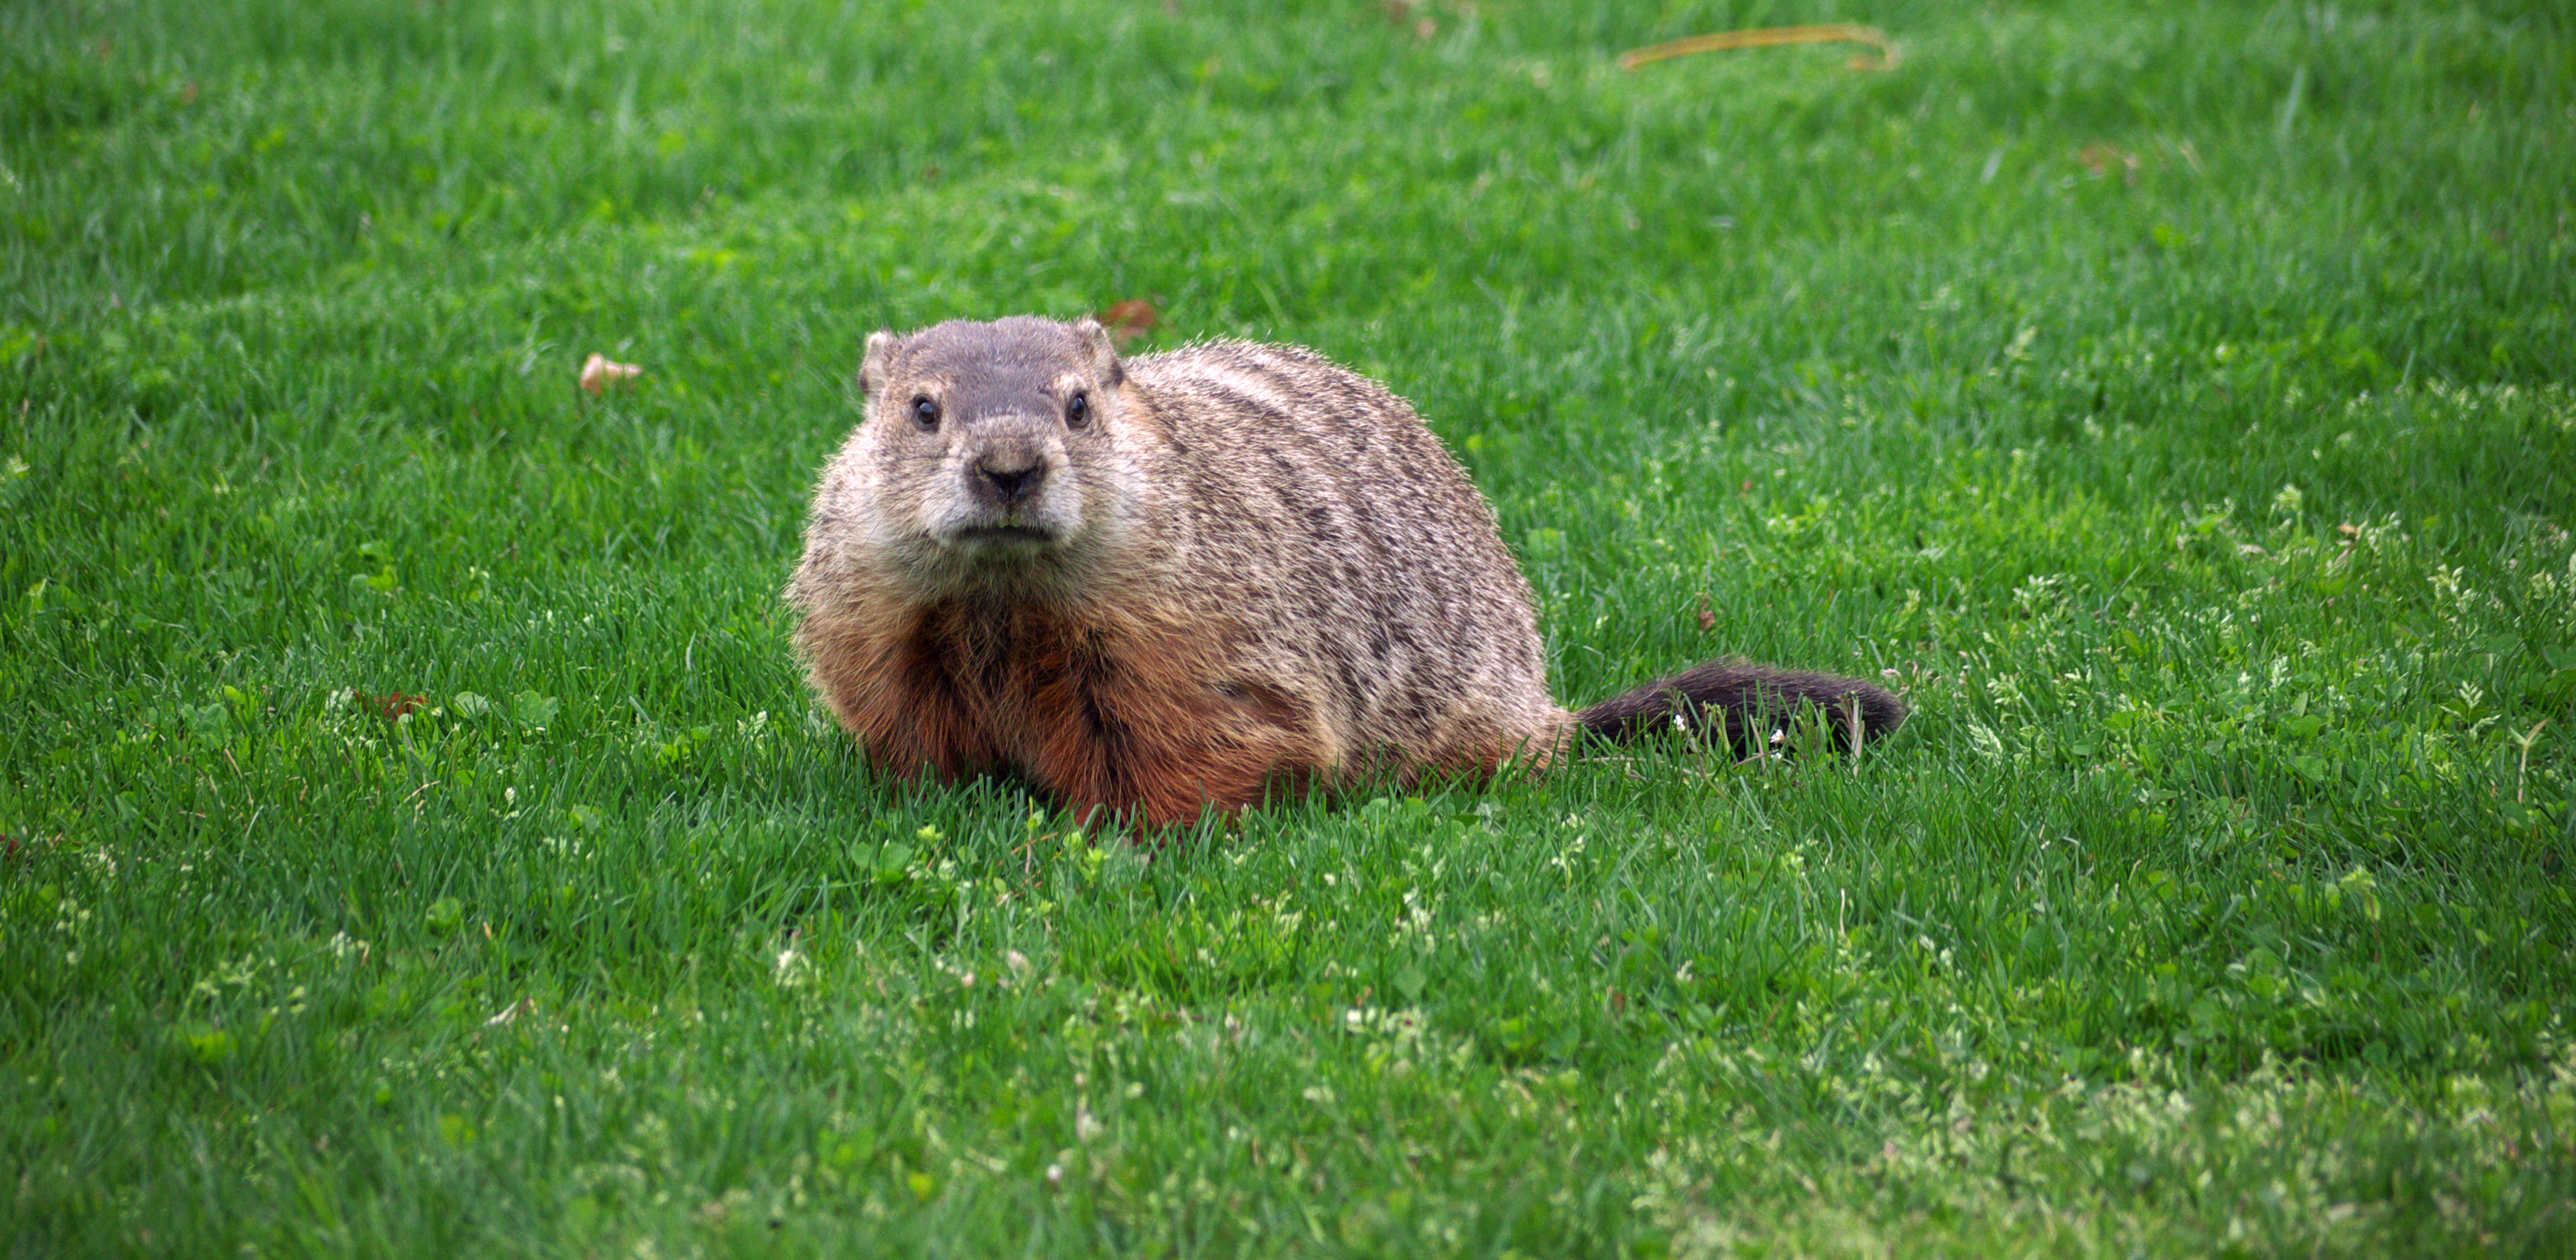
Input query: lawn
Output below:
<box><xmin>5</xmin><ymin>0</ymin><xmax>2574</xmax><ymax>1254</ymax></box>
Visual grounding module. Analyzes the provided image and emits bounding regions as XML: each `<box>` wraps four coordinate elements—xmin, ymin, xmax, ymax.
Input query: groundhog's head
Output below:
<box><xmin>843</xmin><ymin>316</ymin><xmax>1137</xmax><ymax>584</ymax></box>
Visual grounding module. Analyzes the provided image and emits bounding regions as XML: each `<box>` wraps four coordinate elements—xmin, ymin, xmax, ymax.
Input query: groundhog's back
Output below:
<box><xmin>1123</xmin><ymin>340</ymin><xmax>1565</xmax><ymax>770</ymax></box>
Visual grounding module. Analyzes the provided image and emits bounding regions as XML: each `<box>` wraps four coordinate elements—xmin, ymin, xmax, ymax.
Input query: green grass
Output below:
<box><xmin>6</xmin><ymin>0</ymin><xmax>2575</xmax><ymax>1254</ymax></box>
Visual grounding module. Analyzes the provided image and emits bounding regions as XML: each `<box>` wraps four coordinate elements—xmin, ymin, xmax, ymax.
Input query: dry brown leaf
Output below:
<box><xmin>580</xmin><ymin>353</ymin><xmax>642</xmax><ymax>395</ymax></box>
<box><xmin>1621</xmin><ymin>24</ymin><xmax>1897</xmax><ymax>73</ymax></box>
<box><xmin>354</xmin><ymin>689</ymin><xmax>427</xmax><ymax>723</ymax></box>
<box><xmin>1696</xmin><ymin>594</ymin><xmax>1717</xmax><ymax>633</ymax></box>
<box><xmin>2079</xmin><ymin>144</ymin><xmax>2141</xmax><ymax>184</ymax></box>
<box><xmin>1378</xmin><ymin>1</ymin><xmax>1439</xmax><ymax>38</ymax></box>
<box><xmin>1096</xmin><ymin>299</ymin><xmax>1161</xmax><ymax>348</ymax></box>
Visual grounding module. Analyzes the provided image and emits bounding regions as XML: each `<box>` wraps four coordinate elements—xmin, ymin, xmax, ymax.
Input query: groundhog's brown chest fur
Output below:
<box><xmin>802</xmin><ymin>592</ymin><xmax>1334</xmax><ymax>825</ymax></box>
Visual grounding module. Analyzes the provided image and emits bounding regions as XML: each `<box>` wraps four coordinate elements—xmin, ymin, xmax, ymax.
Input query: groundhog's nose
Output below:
<box><xmin>974</xmin><ymin>452</ymin><xmax>1046</xmax><ymax>508</ymax></box>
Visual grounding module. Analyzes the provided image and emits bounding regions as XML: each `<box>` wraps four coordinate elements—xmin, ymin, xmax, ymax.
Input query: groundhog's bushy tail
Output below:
<box><xmin>1574</xmin><ymin>660</ymin><xmax>1906</xmax><ymax>755</ymax></box>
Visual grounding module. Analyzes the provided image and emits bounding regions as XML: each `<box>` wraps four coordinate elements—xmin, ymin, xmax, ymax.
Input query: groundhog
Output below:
<box><xmin>788</xmin><ymin>316</ymin><xmax>1903</xmax><ymax>826</ymax></box>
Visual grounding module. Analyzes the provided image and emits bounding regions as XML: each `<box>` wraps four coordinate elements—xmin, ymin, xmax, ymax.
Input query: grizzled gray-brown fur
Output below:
<box><xmin>787</xmin><ymin>315</ymin><xmax>1903</xmax><ymax>825</ymax></box>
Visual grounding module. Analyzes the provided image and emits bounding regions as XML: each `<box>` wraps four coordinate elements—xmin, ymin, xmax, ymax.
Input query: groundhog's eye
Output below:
<box><xmin>910</xmin><ymin>397</ymin><xmax>940</xmax><ymax>430</ymax></box>
<box><xmin>1065</xmin><ymin>391</ymin><xmax>1090</xmax><ymax>429</ymax></box>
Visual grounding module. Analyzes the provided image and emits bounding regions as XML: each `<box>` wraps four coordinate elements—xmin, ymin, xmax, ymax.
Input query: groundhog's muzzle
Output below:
<box><xmin>936</xmin><ymin>419</ymin><xmax>1076</xmax><ymax>550</ymax></box>
<box><xmin>971</xmin><ymin>439</ymin><xmax>1048</xmax><ymax>510</ymax></box>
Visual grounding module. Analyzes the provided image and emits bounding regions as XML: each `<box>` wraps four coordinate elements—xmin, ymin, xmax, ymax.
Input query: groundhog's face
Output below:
<box><xmin>850</xmin><ymin>317</ymin><xmax>1131</xmax><ymax>577</ymax></box>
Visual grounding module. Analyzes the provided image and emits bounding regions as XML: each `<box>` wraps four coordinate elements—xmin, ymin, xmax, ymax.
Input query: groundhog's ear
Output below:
<box><xmin>1071</xmin><ymin>318</ymin><xmax>1124</xmax><ymax>387</ymax></box>
<box><xmin>857</xmin><ymin>331</ymin><xmax>900</xmax><ymax>397</ymax></box>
